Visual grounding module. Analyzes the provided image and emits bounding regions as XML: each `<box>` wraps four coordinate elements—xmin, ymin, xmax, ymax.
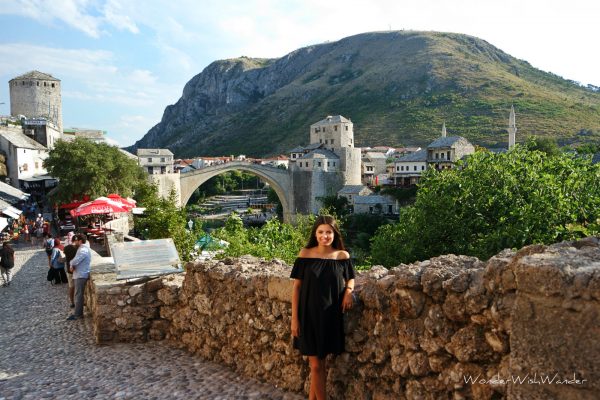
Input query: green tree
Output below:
<box><xmin>371</xmin><ymin>146</ymin><xmax>600</xmax><ymax>267</ymax></box>
<box><xmin>317</xmin><ymin>195</ymin><xmax>350</xmax><ymax>217</ymax></box>
<box><xmin>44</xmin><ymin>138</ymin><xmax>146</xmax><ymax>202</ymax></box>
<box><xmin>525</xmin><ymin>136</ymin><xmax>561</xmax><ymax>156</ymax></box>
<box><xmin>134</xmin><ymin>187</ymin><xmax>202</xmax><ymax>262</ymax></box>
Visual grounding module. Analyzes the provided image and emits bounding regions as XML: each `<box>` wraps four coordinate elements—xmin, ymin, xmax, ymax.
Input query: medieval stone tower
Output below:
<box><xmin>309</xmin><ymin>115</ymin><xmax>362</xmax><ymax>185</ymax></box>
<box><xmin>9</xmin><ymin>71</ymin><xmax>63</xmax><ymax>134</ymax></box>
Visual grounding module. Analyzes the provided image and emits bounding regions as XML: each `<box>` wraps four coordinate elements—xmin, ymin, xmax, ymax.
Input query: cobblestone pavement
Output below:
<box><xmin>0</xmin><ymin>247</ymin><xmax>303</xmax><ymax>400</ymax></box>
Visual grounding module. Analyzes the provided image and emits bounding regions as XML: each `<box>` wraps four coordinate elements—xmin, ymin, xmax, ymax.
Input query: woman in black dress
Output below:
<box><xmin>290</xmin><ymin>215</ymin><xmax>355</xmax><ymax>400</ymax></box>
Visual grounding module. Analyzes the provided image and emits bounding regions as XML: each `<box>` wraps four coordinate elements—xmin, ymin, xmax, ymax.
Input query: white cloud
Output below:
<box><xmin>0</xmin><ymin>0</ymin><xmax>139</xmax><ymax>37</ymax></box>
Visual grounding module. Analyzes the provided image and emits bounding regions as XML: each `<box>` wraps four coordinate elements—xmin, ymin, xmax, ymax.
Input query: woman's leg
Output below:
<box><xmin>308</xmin><ymin>356</ymin><xmax>326</xmax><ymax>400</ymax></box>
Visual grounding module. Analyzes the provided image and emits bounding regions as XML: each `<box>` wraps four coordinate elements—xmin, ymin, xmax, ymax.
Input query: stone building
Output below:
<box><xmin>288</xmin><ymin>115</ymin><xmax>362</xmax><ymax>213</ymax></box>
<box><xmin>427</xmin><ymin>124</ymin><xmax>475</xmax><ymax>170</ymax></box>
<box><xmin>353</xmin><ymin>194</ymin><xmax>398</xmax><ymax>215</ymax></box>
<box><xmin>137</xmin><ymin>148</ymin><xmax>180</xmax><ymax>206</ymax></box>
<box><xmin>393</xmin><ymin>149</ymin><xmax>428</xmax><ymax>186</ymax></box>
<box><xmin>361</xmin><ymin>151</ymin><xmax>387</xmax><ymax>185</ymax></box>
<box><xmin>137</xmin><ymin>148</ymin><xmax>175</xmax><ymax>175</ymax></box>
<box><xmin>0</xmin><ymin>126</ymin><xmax>53</xmax><ymax>195</ymax></box>
<box><xmin>9</xmin><ymin>71</ymin><xmax>63</xmax><ymax>134</ymax></box>
<box><xmin>337</xmin><ymin>185</ymin><xmax>373</xmax><ymax>204</ymax></box>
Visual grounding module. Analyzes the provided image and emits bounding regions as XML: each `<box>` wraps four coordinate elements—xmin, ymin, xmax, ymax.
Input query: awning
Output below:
<box><xmin>20</xmin><ymin>175</ymin><xmax>55</xmax><ymax>182</ymax></box>
<box><xmin>0</xmin><ymin>217</ymin><xmax>8</xmax><ymax>232</ymax></box>
<box><xmin>1</xmin><ymin>206</ymin><xmax>21</xmax><ymax>219</ymax></box>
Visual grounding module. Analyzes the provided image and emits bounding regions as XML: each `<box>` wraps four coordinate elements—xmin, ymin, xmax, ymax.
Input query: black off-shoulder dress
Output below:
<box><xmin>290</xmin><ymin>257</ymin><xmax>356</xmax><ymax>359</ymax></box>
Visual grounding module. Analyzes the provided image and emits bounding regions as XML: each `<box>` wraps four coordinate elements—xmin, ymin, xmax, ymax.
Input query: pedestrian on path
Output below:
<box><xmin>67</xmin><ymin>234</ymin><xmax>91</xmax><ymax>320</ymax></box>
<box><xmin>63</xmin><ymin>242</ymin><xmax>78</xmax><ymax>308</ymax></box>
<box><xmin>290</xmin><ymin>215</ymin><xmax>355</xmax><ymax>400</ymax></box>
<box><xmin>0</xmin><ymin>242</ymin><xmax>15</xmax><ymax>286</ymax></box>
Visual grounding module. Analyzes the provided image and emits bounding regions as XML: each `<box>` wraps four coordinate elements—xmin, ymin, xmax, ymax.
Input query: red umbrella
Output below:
<box><xmin>70</xmin><ymin>197</ymin><xmax>130</xmax><ymax>217</ymax></box>
<box><xmin>107</xmin><ymin>194</ymin><xmax>136</xmax><ymax>209</ymax></box>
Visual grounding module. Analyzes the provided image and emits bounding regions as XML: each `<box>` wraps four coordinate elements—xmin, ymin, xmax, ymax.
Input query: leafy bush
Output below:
<box><xmin>371</xmin><ymin>146</ymin><xmax>600</xmax><ymax>267</ymax></box>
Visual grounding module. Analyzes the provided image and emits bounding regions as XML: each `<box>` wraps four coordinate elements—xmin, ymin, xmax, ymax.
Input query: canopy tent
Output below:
<box><xmin>106</xmin><ymin>194</ymin><xmax>136</xmax><ymax>209</ymax></box>
<box><xmin>58</xmin><ymin>200</ymin><xmax>87</xmax><ymax>210</ymax></box>
<box><xmin>70</xmin><ymin>197</ymin><xmax>130</xmax><ymax>217</ymax></box>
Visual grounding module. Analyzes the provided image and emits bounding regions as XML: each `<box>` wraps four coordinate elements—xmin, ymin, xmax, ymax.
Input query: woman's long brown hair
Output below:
<box><xmin>305</xmin><ymin>215</ymin><xmax>346</xmax><ymax>250</ymax></box>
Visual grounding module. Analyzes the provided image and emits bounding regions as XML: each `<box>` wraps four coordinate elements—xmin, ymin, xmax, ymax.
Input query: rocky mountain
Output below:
<box><xmin>131</xmin><ymin>31</ymin><xmax>600</xmax><ymax>157</ymax></box>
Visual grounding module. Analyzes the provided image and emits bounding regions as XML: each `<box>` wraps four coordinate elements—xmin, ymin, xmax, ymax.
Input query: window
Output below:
<box><xmin>327</xmin><ymin>162</ymin><xmax>330</xmax><ymax>167</ymax></box>
<box><xmin>324</xmin><ymin>139</ymin><xmax>328</xmax><ymax>144</ymax></box>
<box><xmin>306</xmin><ymin>162</ymin><xmax>309</xmax><ymax>167</ymax></box>
<box><xmin>22</xmin><ymin>163</ymin><xmax>28</xmax><ymax>171</ymax></box>
<box><xmin>51</xmin><ymin>83</ymin><xmax>55</xmax><ymax>88</ymax></box>
<box><xmin>331</xmin><ymin>139</ymin><xmax>334</xmax><ymax>145</ymax></box>
<box><xmin>161</xmin><ymin>157</ymin><xmax>165</xmax><ymax>162</ymax></box>
<box><xmin>333</xmin><ymin>162</ymin><xmax>336</xmax><ymax>166</ymax></box>
<box><xmin>334</xmin><ymin>126</ymin><xmax>337</xmax><ymax>131</ymax></box>
<box><xmin>414</xmin><ymin>166</ymin><xmax>417</xmax><ymax>171</ymax></box>
<box><xmin>320</xmin><ymin>139</ymin><xmax>322</xmax><ymax>143</ymax></box>
<box><xmin>44</xmin><ymin>82</ymin><xmax>46</xmax><ymax>86</ymax></box>
<box><xmin>318</xmin><ymin>162</ymin><xmax>321</xmax><ymax>167</ymax></box>
<box><xmin>396</xmin><ymin>166</ymin><xmax>399</xmax><ymax>172</ymax></box>
<box><xmin>147</xmin><ymin>158</ymin><xmax>152</xmax><ymax>162</ymax></box>
<box><xmin>447</xmin><ymin>151</ymin><xmax>451</xmax><ymax>160</ymax></box>
<box><xmin>35</xmin><ymin>162</ymin><xmax>39</xmax><ymax>169</ymax></box>
<box><xmin>367</xmin><ymin>166</ymin><xmax>373</xmax><ymax>172</ymax></box>
<box><xmin>37</xmin><ymin>82</ymin><xmax>39</xmax><ymax>86</ymax></box>
<box><xmin>369</xmin><ymin>206</ymin><xmax>373</xmax><ymax>214</ymax></box>
<box><xmin>421</xmin><ymin>166</ymin><xmax>425</xmax><ymax>170</ymax></box>
<box><xmin>435</xmin><ymin>153</ymin><xmax>439</xmax><ymax>160</ymax></box>
<box><xmin>350</xmin><ymin>139</ymin><xmax>353</xmax><ymax>144</ymax></box>
<box><xmin>292</xmin><ymin>154</ymin><xmax>296</xmax><ymax>159</ymax></box>
<box><xmin>441</xmin><ymin>153</ymin><xmax>445</xmax><ymax>159</ymax></box>
<box><xmin>345</xmin><ymin>126</ymin><xmax>348</xmax><ymax>131</ymax></box>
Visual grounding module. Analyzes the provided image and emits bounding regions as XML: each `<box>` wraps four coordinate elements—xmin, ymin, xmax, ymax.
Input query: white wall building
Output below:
<box><xmin>0</xmin><ymin>126</ymin><xmax>50</xmax><ymax>190</ymax></box>
<box><xmin>393</xmin><ymin>150</ymin><xmax>428</xmax><ymax>186</ymax></box>
<box><xmin>137</xmin><ymin>148</ymin><xmax>175</xmax><ymax>175</ymax></box>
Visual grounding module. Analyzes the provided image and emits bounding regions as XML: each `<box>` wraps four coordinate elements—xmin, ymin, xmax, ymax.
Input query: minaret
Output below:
<box><xmin>508</xmin><ymin>105</ymin><xmax>517</xmax><ymax>149</ymax></box>
<box><xmin>441</xmin><ymin>122</ymin><xmax>447</xmax><ymax>138</ymax></box>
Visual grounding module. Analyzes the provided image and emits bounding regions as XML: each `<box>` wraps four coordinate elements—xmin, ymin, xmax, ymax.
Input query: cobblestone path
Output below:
<box><xmin>0</xmin><ymin>248</ymin><xmax>303</xmax><ymax>400</ymax></box>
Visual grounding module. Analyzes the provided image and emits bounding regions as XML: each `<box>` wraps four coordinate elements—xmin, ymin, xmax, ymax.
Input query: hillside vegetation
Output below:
<box><xmin>132</xmin><ymin>31</ymin><xmax>600</xmax><ymax>157</ymax></box>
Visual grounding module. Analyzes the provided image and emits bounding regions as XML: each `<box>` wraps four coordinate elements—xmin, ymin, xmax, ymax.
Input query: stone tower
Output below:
<box><xmin>508</xmin><ymin>105</ymin><xmax>517</xmax><ymax>149</ymax></box>
<box><xmin>9</xmin><ymin>71</ymin><xmax>63</xmax><ymax>134</ymax></box>
<box><xmin>309</xmin><ymin>115</ymin><xmax>361</xmax><ymax>185</ymax></box>
<box><xmin>441</xmin><ymin>122</ymin><xmax>447</xmax><ymax>138</ymax></box>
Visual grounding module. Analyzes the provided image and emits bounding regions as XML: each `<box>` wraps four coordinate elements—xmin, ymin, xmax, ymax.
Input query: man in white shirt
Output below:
<box><xmin>66</xmin><ymin>234</ymin><xmax>91</xmax><ymax>320</ymax></box>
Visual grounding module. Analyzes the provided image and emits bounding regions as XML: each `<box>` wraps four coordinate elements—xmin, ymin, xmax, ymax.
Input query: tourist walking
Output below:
<box><xmin>0</xmin><ymin>242</ymin><xmax>15</xmax><ymax>287</ymax></box>
<box><xmin>63</xmin><ymin>241</ymin><xmax>78</xmax><ymax>308</ymax></box>
<box><xmin>49</xmin><ymin>238</ymin><xmax>67</xmax><ymax>285</ymax></box>
<box><xmin>67</xmin><ymin>234</ymin><xmax>91</xmax><ymax>320</ymax></box>
<box><xmin>290</xmin><ymin>215</ymin><xmax>355</xmax><ymax>400</ymax></box>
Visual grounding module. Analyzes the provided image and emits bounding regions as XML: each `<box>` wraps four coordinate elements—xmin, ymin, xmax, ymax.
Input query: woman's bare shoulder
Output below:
<box><xmin>335</xmin><ymin>250</ymin><xmax>350</xmax><ymax>260</ymax></box>
<box><xmin>298</xmin><ymin>247</ymin><xmax>312</xmax><ymax>258</ymax></box>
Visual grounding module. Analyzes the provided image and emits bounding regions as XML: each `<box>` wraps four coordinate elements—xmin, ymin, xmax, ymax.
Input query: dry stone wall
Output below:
<box><xmin>86</xmin><ymin>238</ymin><xmax>600</xmax><ymax>399</ymax></box>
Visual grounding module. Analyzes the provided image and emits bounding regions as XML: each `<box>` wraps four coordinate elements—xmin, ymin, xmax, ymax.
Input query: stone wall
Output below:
<box><xmin>87</xmin><ymin>238</ymin><xmax>600</xmax><ymax>399</ymax></box>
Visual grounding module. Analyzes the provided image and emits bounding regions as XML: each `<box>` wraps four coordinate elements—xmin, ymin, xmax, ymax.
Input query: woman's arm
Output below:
<box><xmin>291</xmin><ymin>279</ymin><xmax>302</xmax><ymax>337</ymax></box>
<box><xmin>341</xmin><ymin>278</ymin><xmax>355</xmax><ymax>312</ymax></box>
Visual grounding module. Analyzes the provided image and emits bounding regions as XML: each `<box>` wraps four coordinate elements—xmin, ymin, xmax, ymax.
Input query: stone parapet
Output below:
<box><xmin>86</xmin><ymin>238</ymin><xmax>600</xmax><ymax>399</ymax></box>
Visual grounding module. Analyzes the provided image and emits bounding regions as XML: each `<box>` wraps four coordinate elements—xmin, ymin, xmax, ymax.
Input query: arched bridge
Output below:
<box><xmin>179</xmin><ymin>161</ymin><xmax>295</xmax><ymax>223</ymax></box>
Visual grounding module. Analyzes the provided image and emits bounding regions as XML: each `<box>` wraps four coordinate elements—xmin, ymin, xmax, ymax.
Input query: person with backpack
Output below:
<box><xmin>0</xmin><ymin>242</ymin><xmax>15</xmax><ymax>287</ymax></box>
<box><xmin>44</xmin><ymin>234</ymin><xmax>54</xmax><ymax>268</ymax></box>
<box><xmin>49</xmin><ymin>238</ymin><xmax>67</xmax><ymax>285</ymax></box>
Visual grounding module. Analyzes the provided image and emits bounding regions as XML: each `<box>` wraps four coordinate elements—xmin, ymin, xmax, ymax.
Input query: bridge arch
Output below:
<box><xmin>179</xmin><ymin>161</ymin><xmax>295</xmax><ymax>223</ymax></box>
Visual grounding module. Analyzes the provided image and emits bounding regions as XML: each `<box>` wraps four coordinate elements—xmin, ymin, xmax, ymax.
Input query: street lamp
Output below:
<box><xmin>188</xmin><ymin>219</ymin><xmax>193</xmax><ymax>231</ymax></box>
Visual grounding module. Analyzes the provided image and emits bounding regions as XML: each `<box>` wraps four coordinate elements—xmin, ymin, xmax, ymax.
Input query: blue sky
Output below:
<box><xmin>1</xmin><ymin>0</ymin><xmax>598</xmax><ymax>148</ymax></box>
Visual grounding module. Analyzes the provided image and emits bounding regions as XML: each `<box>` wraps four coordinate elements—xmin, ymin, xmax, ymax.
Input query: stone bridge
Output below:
<box><xmin>179</xmin><ymin>161</ymin><xmax>296</xmax><ymax>222</ymax></box>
